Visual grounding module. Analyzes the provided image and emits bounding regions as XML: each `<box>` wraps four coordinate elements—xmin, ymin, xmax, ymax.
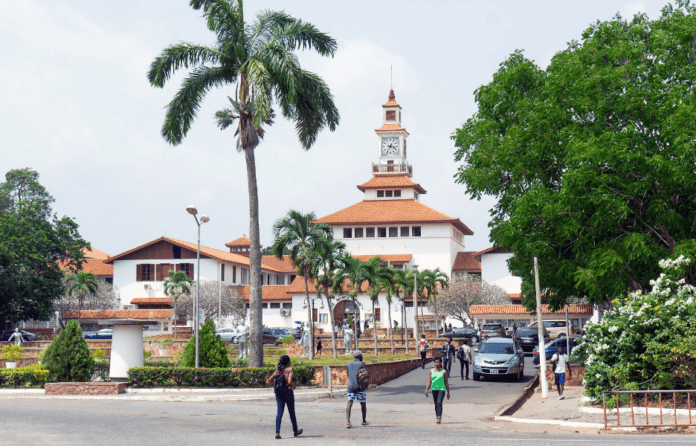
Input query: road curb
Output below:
<box><xmin>493</xmin><ymin>415</ymin><xmax>609</xmax><ymax>429</ymax></box>
<box><xmin>497</xmin><ymin>369</ymin><xmax>540</xmax><ymax>417</ymax></box>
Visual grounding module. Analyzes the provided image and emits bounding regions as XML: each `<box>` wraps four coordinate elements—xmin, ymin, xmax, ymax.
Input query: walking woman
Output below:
<box><xmin>424</xmin><ymin>358</ymin><xmax>450</xmax><ymax>424</ymax></box>
<box><xmin>267</xmin><ymin>355</ymin><xmax>303</xmax><ymax>439</ymax></box>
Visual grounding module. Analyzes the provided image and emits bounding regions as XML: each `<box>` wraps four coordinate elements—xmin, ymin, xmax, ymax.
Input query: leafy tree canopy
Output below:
<box><xmin>0</xmin><ymin>168</ymin><xmax>88</xmax><ymax>323</ymax></box>
<box><xmin>453</xmin><ymin>2</ymin><xmax>696</xmax><ymax>308</ymax></box>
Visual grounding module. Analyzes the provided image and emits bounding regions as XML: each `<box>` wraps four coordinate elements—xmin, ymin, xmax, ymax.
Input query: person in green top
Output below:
<box><xmin>424</xmin><ymin>357</ymin><xmax>450</xmax><ymax>423</ymax></box>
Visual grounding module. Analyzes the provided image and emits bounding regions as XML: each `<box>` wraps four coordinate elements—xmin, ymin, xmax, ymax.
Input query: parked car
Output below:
<box><xmin>84</xmin><ymin>329</ymin><xmax>113</xmax><ymax>340</ymax></box>
<box><xmin>479</xmin><ymin>323</ymin><xmax>507</xmax><ymax>339</ymax></box>
<box><xmin>472</xmin><ymin>337</ymin><xmax>525</xmax><ymax>382</ymax></box>
<box><xmin>514</xmin><ymin>325</ymin><xmax>551</xmax><ymax>353</ymax></box>
<box><xmin>440</xmin><ymin>327</ymin><xmax>480</xmax><ymax>343</ymax></box>
<box><xmin>232</xmin><ymin>328</ymin><xmax>281</xmax><ymax>345</ymax></box>
<box><xmin>526</xmin><ymin>320</ymin><xmax>575</xmax><ymax>340</ymax></box>
<box><xmin>215</xmin><ymin>328</ymin><xmax>238</xmax><ymax>342</ymax></box>
<box><xmin>533</xmin><ymin>336</ymin><xmax>581</xmax><ymax>366</ymax></box>
<box><xmin>0</xmin><ymin>330</ymin><xmax>42</xmax><ymax>342</ymax></box>
<box><xmin>269</xmin><ymin>328</ymin><xmax>294</xmax><ymax>339</ymax></box>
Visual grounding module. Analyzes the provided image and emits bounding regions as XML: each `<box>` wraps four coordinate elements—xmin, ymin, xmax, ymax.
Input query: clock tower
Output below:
<box><xmin>375</xmin><ymin>90</ymin><xmax>410</xmax><ymax>174</ymax></box>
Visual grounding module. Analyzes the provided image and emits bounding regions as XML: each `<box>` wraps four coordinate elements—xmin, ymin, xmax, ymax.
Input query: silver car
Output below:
<box><xmin>472</xmin><ymin>337</ymin><xmax>525</xmax><ymax>382</ymax></box>
<box><xmin>215</xmin><ymin>328</ymin><xmax>238</xmax><ymax>342</ymax></box>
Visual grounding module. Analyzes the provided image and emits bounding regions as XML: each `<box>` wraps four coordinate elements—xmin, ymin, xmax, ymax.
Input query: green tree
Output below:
<box><xmin>43</xmin><ymin>320</ymin><xmax>95</xmax><ymax>382</ymax></box>
<box><xmin>421</xmin><ymin>268</ymin><xmax>448</xmax><ymax>336</ymax></box>
<box><xmin>312</xmin><ymin>235</ymin><xmax>346</xmax><ymax>358</ymax></box>
<box><xmin>392</xmin><ymin>268</ymin><xmax>413</xmax><ymax>350</ymax></box>
<box><xmin>363</xmin><ymin>257</ymin><xmax>390</xmax><ymax>355</ymax></box>
<box><xmin>271</xmin><ymin>210</ymin><xmax>332</xmax><ymax>360</ymax></box>
<box><xmin>164</xmin><ymin>270</ymin><xmax>193</xmax><ymax>339</ymax></box>
<box><xmin>179</xmin><ymin>319</ymin><xmax>230</xmax><ymax>368</ymax></box>
<box><xmin>380</xmin><ymin>266</ymin><xmax>398</xmax><ymax>354</ymax></box>
<box><xmin>333</xmin><ymin>254</ymin><xmax>367</xmax><ymax>352</ymax></box>
<box><xmin>64</xmin><ymin>271</ymin><xmax>99</xmax><ymax>327</ymax></box>
<box><xmin>453</xmin><ymin>3</ymin><xmax>696</xmax><ymax>309</ymax></box>
<box><xmin>148</xmin><ymin>0</ymin><xmax>339</xmax><ymax>367</ymax></box>
<box><xmin>0</xmin><ymin>168</ymin><xmax>88</xmax><ymax>323</ymax></box>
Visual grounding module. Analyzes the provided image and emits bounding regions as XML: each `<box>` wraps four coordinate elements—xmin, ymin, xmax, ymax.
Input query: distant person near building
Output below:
<box><xmin>441</xmin><ymin>338</ymin><xmax>456</xmax><ymax>375</ymax></box>
<box><xmin>457</xmin><ymin>340</ymin><xmax>472</xmax><ymax>380</ymax></box>
<box><xmin>424</xmin><ymin>357</ymin><xmax>450</xmax><ymax>424</ymax></box>
<box><xmin>551</xmin><ymin>346</ymin><xmax>572</xmax><ymax>400</ymax></box>
<box><xmin>418</xmin><ymin>335</ymin><xmax>429</xmax><ymax>369</ymax></box>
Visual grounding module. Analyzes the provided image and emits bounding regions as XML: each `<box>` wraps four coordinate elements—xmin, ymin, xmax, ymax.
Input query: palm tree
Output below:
<box><xmin>393</xmin><ymin>268</ymin><xmax>412</xmax><ymax>351</ymax></box>
<box><xmin>148</xmin><ymin>0</ymin><xmax>339</xmax><ymax>367</ymax></box>
<box><xmin>65</xmin><ymin>271</ymin><xmax>98</xmax><ymax>327</ymax></box>
<box><xmin>164</xmin><ymin>270</ymin><xmax>193</xmax><ymax>339</ymax></box>
<box><xmin>333</xmin><ymin>254</ymin><xmax>367</xmax><ymax>353</ymax></box>
<box><xmin>380</xmin><ymin>267</ymin><xmax>398</xmax><ymax>354</ymax></box>
<box><xmin>422</xmin><ymin>268</ymin><xmax>449</xmax><ymax>336</ymax></box>
<box><xmin>312</xmin><ymin>235</ymin><xmax>346</xmax><ymax>359</ymax></box>
<box><xmin>363</xmin><ymin>257</ymin><xmax>390</xmax><ymax>355</ymax></box>
<box><xmin>271</xmin><ymin>210</ymin><xmax>332</xmax><ymax>360</ymax></box>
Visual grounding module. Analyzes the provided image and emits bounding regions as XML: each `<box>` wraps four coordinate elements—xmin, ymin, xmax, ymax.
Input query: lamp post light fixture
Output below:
<box><xmin>186</xmin><ymin>205</ymin><xmax>209</xmax><ymax>369</ymax></box>
<box><xmin>412</xmin><ymin>264</ymin><xmax>419</xmax><ymax>357</ymax></box>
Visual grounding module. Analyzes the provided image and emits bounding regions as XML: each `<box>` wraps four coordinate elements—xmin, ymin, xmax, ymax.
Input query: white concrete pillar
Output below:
<box><xmin>110</xmin><ymin>325</ymin><xmax>144</xmax><ymax>381</ymax></box>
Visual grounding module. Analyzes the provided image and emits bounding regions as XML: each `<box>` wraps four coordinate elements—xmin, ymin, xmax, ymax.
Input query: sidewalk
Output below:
<box><xmin>495</xmin><ymin>387</ymin><xmax>606</xmax><ymax>429</ymax></box>
<box><xmin>0</xmin><ymin>386</ymin><xmax>347</xmax><ymax>402</ymax></box>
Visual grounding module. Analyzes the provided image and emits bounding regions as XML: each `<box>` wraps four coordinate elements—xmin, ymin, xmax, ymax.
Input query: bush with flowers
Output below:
<box><xmin>573</xmin><ymin>256</ymin><xmax>696</xmax><ymax>400</ymax></box>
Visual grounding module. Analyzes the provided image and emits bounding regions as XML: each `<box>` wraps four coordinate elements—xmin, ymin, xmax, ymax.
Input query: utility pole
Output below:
<box><xmin>534</xmin><ymin>256</ymin><xmax>549</xmax><ymax>398</ymax></box>
<box><xmin>413</xmin><ymin>265</ymin><xmax>419</xmax><ymax>356</ymax></box>
<box><xmin>565</xmin><ymin>305</ymin><xmax>571</xmax><ymax>357</ymax></box>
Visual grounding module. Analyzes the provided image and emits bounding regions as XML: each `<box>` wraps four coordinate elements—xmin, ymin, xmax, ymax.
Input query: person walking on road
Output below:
<box><xmin>441</xmin><ymin>338</ymin><xmax>456</xmax><ymax>376</ymax></box>
<box><xmin>550</xmin><ymin>345</ymin><xmax>572</xmax><ymax>400</ymax></box>
<box><xmin>267</xmin><ymin>355</ymin><xmax>303</xmax><ymax>439</ymax></box>
<box><xmin>418</xmin><ymin>335</ymin><xmax>429</xmax><ymax>369</ymax></box>
<box><xmin>316</xmin><ymin>339</ymin><xmax>322</xmax><ymax>356</ymax></box>
<box><xmin>456</xmin><ymin>340</ymin><xmax>472</xmax><ymax>380</ymax></box>
<box><xmin>346</xmin><ymin>350</ymin><xmax>370</xmax><ymax>428</ymax></box>
<box><xmin>424</xmin><ymin>358</ymin><xmax>450</xmax><ymax>424</ymax></box>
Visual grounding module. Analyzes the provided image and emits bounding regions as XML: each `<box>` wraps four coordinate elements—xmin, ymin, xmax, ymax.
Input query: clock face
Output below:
<box><xmin>381</xmin><ymin>138</ymin><xmax>399</xmax><ymax>155</ymax></box>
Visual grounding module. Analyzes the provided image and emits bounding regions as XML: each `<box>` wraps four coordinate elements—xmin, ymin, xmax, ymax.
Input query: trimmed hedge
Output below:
<box><xmin>127</xmin><ymin>364</ymin><xmax>316</xmax><ymax>388</ymax></box>
<box><xmin>0</xmin><ymin>366</ymin><xmax>50</xmax><ymax>388</ymax></box>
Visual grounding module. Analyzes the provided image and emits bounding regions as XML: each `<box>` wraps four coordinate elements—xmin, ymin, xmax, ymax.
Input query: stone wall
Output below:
<box><xmin>45</xmin><ymin>382</ymin><xmax>127</xmax><ymax>395</ymax></box>
<box><xmin>312</xmin><ymin>358</ymin><xmax>425</xmax><ymax>387</ymax></box>
<box><xmin>544</xmin><ymin>365</ymin><xmax>585</xmax><ymax>387</ymax></box>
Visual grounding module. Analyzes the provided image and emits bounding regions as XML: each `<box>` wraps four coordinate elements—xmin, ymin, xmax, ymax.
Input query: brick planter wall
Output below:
<box><xmin>543</xmin><ymin>365</ymin><xmax>585</xmax><ymax>387</ymax></box>
<box><xmin>45</xmin><ymin>382</ymin><xmax>127</xmax><ymax>395</ymax></box>
<box><xmin>312</xmin><ymin>358</ymin><xmax>425</xmax><ymax>387</ymax></box>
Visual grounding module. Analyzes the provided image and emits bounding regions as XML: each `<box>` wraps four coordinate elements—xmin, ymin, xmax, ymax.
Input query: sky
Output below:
<box><xmin>0</xmin><ymin>0</ymin><xmax>668</xmax><ymax>256</ymax></box>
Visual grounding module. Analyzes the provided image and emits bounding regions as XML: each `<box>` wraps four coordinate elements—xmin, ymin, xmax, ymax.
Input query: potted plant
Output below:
<box><xmin>158</xmin><ymin>338</ymin><xmax>173</xmax><ymax>357</ymax></box>
<box><xmin>2</xmin><ymin>345</ymin><xmax>24</xmax><ymax>368</ymax></box>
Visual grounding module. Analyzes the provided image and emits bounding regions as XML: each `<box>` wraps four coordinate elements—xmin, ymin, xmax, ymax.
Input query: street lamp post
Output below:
<box><xmin>186</xmin><ymin>205</ymin><xmax>209</xmax><ymax>369</ymax></box>
<box><xmin>412</xmin><ymin>264</ymin><xmax>419</xmax><ymax>357</ymax></box>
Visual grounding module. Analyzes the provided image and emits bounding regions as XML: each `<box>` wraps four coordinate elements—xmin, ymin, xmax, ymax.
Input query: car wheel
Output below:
<box><xmin>557</xmin><ymin>333</ymin><xmax>565</xmax><ymax>338</ymax></box>
<box><xmin>473</xmin><ymin>372</ymin><xmax>481</xmax><ymax>381</ymax></box>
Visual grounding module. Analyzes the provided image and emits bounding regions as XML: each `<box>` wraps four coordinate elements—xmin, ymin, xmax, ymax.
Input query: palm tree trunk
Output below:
<box><xmin>434</xmin><ymin>295</ymin><xmax>439</xmax><ymax>337</ymax></box>
<box><xmin>78</xmin><ymin>292</ymin><xmax>83</xmax><ymax>328</ymax></box>
<box><xmin>402</xmin><ymin>300</ymin><xmax>408</xmax><ymax>352</ymax></box>
<box><xmin>325</xmin><ymin>278</ymin><xmax>338</xmax><ymax>359</ymax></box>
<box><xmin>173</xmin><ymin>298</ymin><xmax>178</xmax><ymax>339</ymax></box>
<box><xmin>244</xmin><ymin>144</ymin><xmax>264</xmax><ymax>368</ymax></box>
<box><xmin>303</xmin><ymin>267</ymin><xmax>314</xmax><ymax>361</ymax></box>
<box><xmin>388</xmin><ymin>300</ymin><xmax>394</xmax><ymax>354</ymax></box>
<box><xmin>372</xmin><ymin>299</ymin><xmax>378</xmax><ymax>356</ymax></box>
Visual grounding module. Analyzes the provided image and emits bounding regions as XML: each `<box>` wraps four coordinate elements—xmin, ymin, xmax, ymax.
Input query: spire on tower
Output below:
<box><xmin>383</xmin><ymin>89</ymin><xmax>400</xmax><ymax>108</ymax></box>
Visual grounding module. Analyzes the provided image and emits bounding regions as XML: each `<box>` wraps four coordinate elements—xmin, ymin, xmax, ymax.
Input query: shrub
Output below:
<box><xmin>179</xmin><ymin>319</ymin><xmax>230</xmax><ymax>368</ymax></box>
<box><xmin>42</xmin><ymin>320</ymin><xmax>94</xmax><ymax>382</ymax></box>
<box><xmin>90</xmin><ymin>348</ymin><xmax>106</xmax><ymax>360</ymax></box>
<box><xmin>1</xmin><ymin>345</ymin><xmax>23</xmax><ymax>361</ymax></box>
<box><xmin>575</xmin><ymin>256</ymin><xmax>696</xmax><ymax>400</ymax></box>
<box><xmin>0</xmin><ymin>366</ymin><xmax>50</xmax><ymax>388</ymax></box>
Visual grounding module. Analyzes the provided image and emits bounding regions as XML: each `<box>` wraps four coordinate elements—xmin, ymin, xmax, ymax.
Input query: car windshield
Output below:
<box><xmin>479</xmin><ymin>343</ymin><xmax>515</xmax><ymax>355</ymax></box>
<box><xmin>482</xmin><ymin>325</ymin><xmax>502</xmax><ymax>330</ymax></box>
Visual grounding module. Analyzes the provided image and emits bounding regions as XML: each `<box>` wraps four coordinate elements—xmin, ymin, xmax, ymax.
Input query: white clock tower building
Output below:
<box><xmin>374</xmin><ymin>90</ymin><xmax>412</xmax><ymax>177</ymax></box>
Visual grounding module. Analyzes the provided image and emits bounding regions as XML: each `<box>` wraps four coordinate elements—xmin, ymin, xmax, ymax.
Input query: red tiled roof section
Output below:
<box><xmin>452</xmin><ymin>252</ymin><xmax>481</xmax><ymax>272</ymax></box>
<box><xmin>314</xmin><ymin>200</ymin><xmax>474</xmax><ymax>236</ymax></box>
<box><xmin>357</xmin><ymin>175</ymin><xmax>426</xmax><ymax>194</ymax></box>
<box><xmin>225</xmin><ymin>236</ymin><xmax>262</xmax><ymax>248</ymax></box>
<box><xmin>375</xmin><ymin>124</ymin><xmax>408</xmax><ymax>132</ymax></box>
<box><xmin>81</xmin><ymin>258</ymin><xmax>113</xmax><ymax>276</ymax></box>
<box><xmin>63</xmin><ymin>309</ymin><xmax>174</xmax><ymax>319</ymax></box>
<box><xmin>470</xmin><ymin>304</ymin><xmax>593</xmax><ymax>315</ymax></box>
<box><xmin>353</xmin><ymin>254</ymin><xmax>412</xmax><ymax>263</ymax></box>
<box><xmin>261</xmin><ymin>255</ymin><xmax>297</xmax><ymax>273</ymax></box>
<box><xmin>472</xmin><ymin>246</ymin><xmax>512</xmax><ymax>260</ymax></box>
<box><xmin>234</xmin><ymin>285</ymin><xmax>291</xmax><ymax>301</ymax></box>
<box><xmin>382</xmin><ymin>89</ymin><xmax>401</xmax><ymax>108</ymax></box>
<box><xmin>85</xmin><ymin>247</ymin><xmax>110</xmax><ymax>260</ymax></box>
<box><xmin>130</xmin><ymin>298</ymin><xmax>173</xmax><ymax>305</ymax></box>
<box><xmin>286</xmin><ymin>276</ymin><xmax>370</xmax><ymax>294</ymax></box>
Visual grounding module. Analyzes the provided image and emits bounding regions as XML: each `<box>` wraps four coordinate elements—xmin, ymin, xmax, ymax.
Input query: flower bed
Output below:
<box><xmin>127</xmin><ymin>364</ymin><xmax>316</xmax><ymax>388</ymax></box>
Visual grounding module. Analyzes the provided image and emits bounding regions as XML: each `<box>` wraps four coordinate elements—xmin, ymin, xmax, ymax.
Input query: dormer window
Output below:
<box><xmin>394</xmin><ymin>190</ymin><xmax>401</xmax><ymax>197</ymax></box>
<box><xmin>385</xmin><ymin>190</ymin><xmax>393</xmax><ymax>198</ymax></box>
<box><xmin>386</xmin><ymin>110</ymin><xmax>396</xmax><ymax>121</ymax></box>
<box><xmin>377</xmin><ymin>190</ymin><xmax>384</xmax><ymax>198</ymax></box>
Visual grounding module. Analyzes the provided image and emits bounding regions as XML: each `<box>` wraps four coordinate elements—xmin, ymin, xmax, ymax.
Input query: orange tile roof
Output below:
<box><xmin>470</xmin><ymin>304</ymin><xmax>593</xmax><ymax>315</ymax></box>
<box><xmin>382</xmin><ymin>89</ymin><xmax>401</xmax><ymax>108</ymax></box>
<box><xmin>104</xmin><ymin>237</ymin><xmax>280</xmax><ymax>272</ymax></box>
<box><xmin>130</xmin><ymin>298</ymin><xmax>173</xmax><ymax>306</ymax></box>
<box><xmin>286</xmin><ymin>276</ymin><xmax>371</xmax><ymax>294</ymax></box>
<box><xmin>261</xmin><ymin>255</ymin><xmax>298</xmax><ymax>273</ymax></box>
<box><xmin>452</xmin><ymin>252</ymin><xmax>481</xmax><ymax>272</ymax></box>
<box><xmin>357</xmin><ymin>175</ymin><xmax>426</xmax><ymax>194</ymax></box>
<box><xmin>472</xmin><ymin>246</ymin><xmax>512</xmax><ymax>260</ymax></box>
<box><xmin>234</xmin><ymin>285</ymin><xmax>292</xmax><ymax>301</ymax></box>
<box><xmin>81</xmin><ymin>258</ymin><xmax>113</xmax><ymax>277</ymax></box>
<box><xmin>84</xmin><ymin>247</ymin><xmax>110</xmax><ymax>260</ymax></box>
<box><xmin>63</xmin><ymin>309</ymin><xmax>174</xmax><ymax>320</ymax></box>
<box><xmin>507</xmin><ymin>293</ymin><xmax>521</xmax><ymax>299</ymax></box>
<box><xmin>315</xmin><ymin>200</ymin><xmax>474</xmax><ymax>236</ymax></box>
<box><xmin>353</xmin><ymin>254</ymin><xmax>412</xmax><ymax>264</ymax></box>
<box><xmin>225</xmin><ymin>236</ymin><xmax>262</xmax><ymax>248</ymax></box>
<box><xmin>375</xmin><ymin>123</ymin><xmax>408</xmax><ymax>133</ymax></box>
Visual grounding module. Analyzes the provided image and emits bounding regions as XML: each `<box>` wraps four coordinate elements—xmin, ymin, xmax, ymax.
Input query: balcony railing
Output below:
<box><xmin>372</xmin><ymin>162</ymin><xmax>413</xmax><ymax>176</ymax></box>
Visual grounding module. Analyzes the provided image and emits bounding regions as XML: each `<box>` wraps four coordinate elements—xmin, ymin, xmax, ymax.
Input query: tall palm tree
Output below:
<box><xmin>363</xmin><ymin>257</ymin><xmax>390</xmax><ymax>356</ymax></box>
<box><xmin>271</xmin><ymin>210</ymin><xmax>332</xmax><ymax>360</ymax></box>
<box><xmin>333</xmin><ymin>254</ymin><xmax>367</xmax><ymax>353</ymax></box>
<box><xmin>422</xmin><ymin>268</ymin><xmax>449</xmax><ymax>336</ymax></box>
<box><xmin>312</xmin><ymin>235</ymin><xmax>346</xmax><ymax>359</ymax></box>
<box><xmin>148</xmin><ymin>0</ymin><xmax>339</xmax><ymax>367</ymax></box>
<box><xmin>392</xmin><ymin>268</ymin><xmax>412</xmax><ymax>351</ymax></box>
<box><xmin>380</xmin><ymin>267</ymin><xmax>398</xmax><ymax>354</ymax></box>
<box><xmin>164</xmin><ymin>270</ymin><xmax>193</xmax><ymax>339</ymax></box>
<box><xmin>65</xmin><ymin>271</ymin><xmax>98</xmax><ymax>327</ymax></box>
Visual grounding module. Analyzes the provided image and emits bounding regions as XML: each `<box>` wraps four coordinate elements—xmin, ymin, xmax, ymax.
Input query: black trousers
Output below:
<box><xmin>459</xmin><ymin>360</ymin><xmax>469</xmax><ymax>378</ymax></box>
<box><xmin>442</xmin><ymin>358</ymin><xmax>453</xmax><ymax>375</ymax></box>
<box><xmin>432</xmin><ymin>390</ymin><xmax>446</xmax><ymax>419</ymax></box>
<box><xmin>275</xmin><ymin>389</ymin><xmax>298</xmax><ymax>434</ymax></box>
<box><xmin>420</xmin><ymin>351</ymin><xmax>427</xmax><ymax>367</ymax></box>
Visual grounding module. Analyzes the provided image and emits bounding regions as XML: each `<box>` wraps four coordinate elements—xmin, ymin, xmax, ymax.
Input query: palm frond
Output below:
<box><xmin>247</xmin><ymin>10</ymin><xmax>296</xmax><ymax>55</ymax></box>
<box><xmin>191</xmin><ymin>0</ymin><xmax>245</xmax><ymax>43</ymax></box>
<box><xmin>265</xmin><ymin>17</ymin><xmax>337</xmax><ymax>56</ymax></box>
<box><xmin>244</xmin><ymin>58</ymin><xmax>273</xmax><ymax>127</ymax></box>
<box><xmin>147</xmin><ymin>43</ymin><xmax>225</xmax><ymax>88</ymax></box>
<box><xmin>161</xmin><ymin>66</ymin><xmax>234</xmax><ymax>145</ymax></box>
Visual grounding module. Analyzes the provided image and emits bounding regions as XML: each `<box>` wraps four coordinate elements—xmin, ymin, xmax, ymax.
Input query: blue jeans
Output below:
<box><xmin>275</xmin><ymin>389</ymin><xmax>298</xmax><ymax>434</ymax></box>
<box><xmin>442</xmin><ymin>358</ymin><xmax>452</xmax><ymax>375</ymax></box>
<box><xmin>432</xmin><ymin>390</ymin><xmax>446</xmax><ymax>419</ymax></box>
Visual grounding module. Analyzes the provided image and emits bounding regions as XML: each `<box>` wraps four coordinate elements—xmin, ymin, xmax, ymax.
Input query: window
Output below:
<box><xmin>173</xmin><ymin>246</ymin><xmax>181</xmax><ymax>259</ymax></box>
<box><xmin>355</xmin><ymin>228</ymin><xmax>363</xmax><ymax>238</ymax></box>
<box><xmin>377</xmin><ymin>190</ymin><xmax>384</xmax><ymax>198</ymax></box>
<box><xmin>378</xmin><ymin>227</ymin><xmax>387</xmax><ymax>238</ymax></box>
<box><xmin>233</xmin><ymin>265</ymin><xmax>237</xmax><ymax>283</ymax></box>
<box><xmin>136</xmin><ymin>264</ymin><xmax>153</xmax><ymax>281</ymax></box>
<box><xmin>221</xmin><ymin>264</ymin><xmax>225</xmax><ymax>282</ymax></box>
<box><xmin>262</xmin><ymin>303</ymin><xmax>268</xmax><ymax>309</ymax></box>
<box><xmin>290</xmin><ymin>274</ymin><xmax>296</xmax><ymax>283</ymax></box>
<box><xmin>414</xmin><ymin>192</ymin><xmax>419</xmax><ymax>200</ymax></box>
<box><xmin>270</xmin><ymin>303</ymin><xmax>281</xmax><ymax>309</ymax></box>
<box><xmin>413</xmin><ymin>226</ymin><xmax>421</xmax><ymax>237</ymax></box>
<box><xmin>156</xmin><ymin>263</ymin><xmax>172</xmax><ymax>281</ymax></box>
<box><xmin>276</xmin><ymin>274</ymin><xmax>282</xmax><ymax>285</ymax></box>
<box><xmin>241</xmin><ymin>269</ymin><xmax>248</xmax><ymax>285</ymax></box>
<box><xmin>386</xmin><ymin>110</ymin><xmax>395</xmax><ymax>121</ymax></box>
<box><xmin>313</xmin><ymin>308</ymin><xmax>318</xmax><ymax>322</ymax></box>
<box><xmin>176</xmin><ymin>263</ymin><xmax>194</xmax><ymax>280</ymax></box>
<box><xmin>366</xmin><ymin>228</ymin><xmax>375</xmax><ymax>238</ymax></box>
<box><xmin>393</xmin><ymin>264</ymin><xmax>403</xmax><ymax>269</ymax></box>
<box><xmin>404</xmin><ymin>300</ymin><xmax>413</xmax><ymax>307</ymax></box>
<box><xmin>343</xmin><ymin>228</ymin><xmax>352</xmax><ymax>238</ymax></box>
<box><xmin>400</xmin><ymin>227</ymin><xmax>410</xmax><ymax>237</ymax></box>
<box><xmin>453</xmin><ymin>229</ymin><xmax>463</xmax><ymax>244</ymax></box>
<box><xmin>385</xmin><ymin>190</ymin><xmax>393</xmax><ymax>198</ymax></box>
<box><xmin>245</xmin><ymin>303</ymin><xmax>250</xmax><ymax>309</ymax></box>
<box><xmin>282</xmin><ymin>302</ymin><xmax>292</xmax><ymax>309</ymax></box>
<box><xmin>319</xmin><ymin>314</ymin><xmax>328</xmax><ymax>323</ymax></box>
<box><xmin>389</xmin><ymin>227</ymin><xmax>398</xmax><ymax>237</ymax></box>
<box><xmin>394</xmin><ymin>190</ymin><xmax>401</xmax><ymax>197</ymax></box>
<box><xmin>375</xmin><ymin>308</ymin><xmax>381</xmax><ymax>322</ymax></box>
